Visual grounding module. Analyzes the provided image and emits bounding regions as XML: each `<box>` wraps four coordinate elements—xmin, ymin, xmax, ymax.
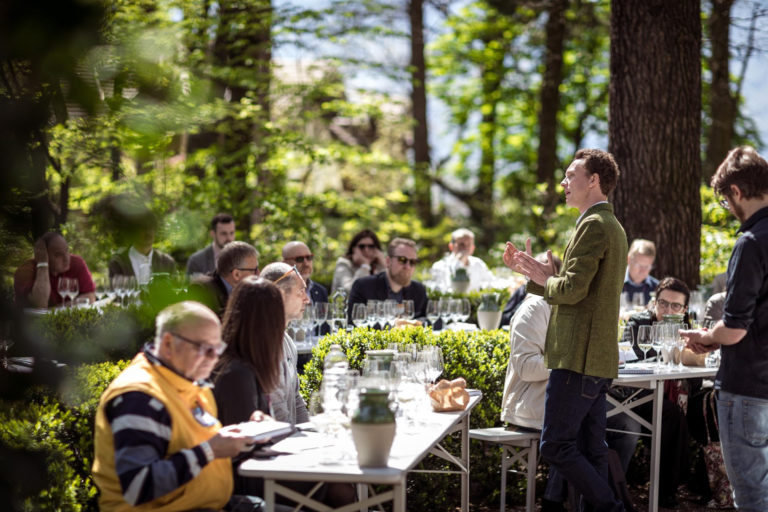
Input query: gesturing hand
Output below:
<box><xmin>502</xmin><ymin>239</ymin><xmax>532</xmax><ymax>274</ymax></box>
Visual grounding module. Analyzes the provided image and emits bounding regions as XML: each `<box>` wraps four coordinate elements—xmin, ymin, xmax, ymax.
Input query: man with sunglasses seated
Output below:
<box><xmin>347</xmin><ymin>237</ymin><xmax>428</xmax><ymax>327</ymax></box>
<box><xmin>93</xmin><ymin>301</ymin><xmax>266</xmax><ymax>511</ymax></box>
<box><xmin>282</xmin><ymin>241</ymin><xmax>327</xmax><ymax>305</ymax></box>
<box><xmin>189</xmin><ymin>241</ymin><xmax>260</xmax><ymax>318</ymax></box>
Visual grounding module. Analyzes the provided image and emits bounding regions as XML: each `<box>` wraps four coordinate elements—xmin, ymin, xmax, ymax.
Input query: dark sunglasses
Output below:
<box><xmin>171</xmin><ymin>332</ymin><xmax>227</xmax><ymax>358</ymax></box>
<box><xmin>394</xmin><ymin>256</ymin><xmax>419</xmax><ymax>267</ymax></box>
<box><xmin>237</xmin><ymin>266</ymin><xmax>259</xmax><ymax>274</ymax></box>
<box><xmin>290</xmin><ymin>254</ymin><xmax>314</xmax><ymax>264</ymax></box>
<box><xmin>357</xmin><ymin>243</ymin><xmax>376</xmax><ymax>250</ymax></box>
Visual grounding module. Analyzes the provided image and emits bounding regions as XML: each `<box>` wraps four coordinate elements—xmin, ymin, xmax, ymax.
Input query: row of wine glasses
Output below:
<box><xmin>350</xmin><ymin>300</ymin><xmax>415</xmax><ymax>329</ymax></box>
<box><xmin>425</xmin><ymin>298</ymin><xmax>470</xmax><ymax>329</ymax></box>
<box><xmin>623</xmin><ymin>322</ymin><xmax>702</xmax><ymax>373</ymax></box>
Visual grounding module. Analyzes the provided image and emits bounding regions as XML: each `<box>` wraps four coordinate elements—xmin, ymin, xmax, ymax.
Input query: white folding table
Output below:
<box><xmin>239</xmin><ymin>392</ymin><xmax>482</xmax><ymax>512</ymax></box>
<box><xmin>610</xmin><ymin>363</ymin><xmax>717</xmax><ymax>512</ymax></box>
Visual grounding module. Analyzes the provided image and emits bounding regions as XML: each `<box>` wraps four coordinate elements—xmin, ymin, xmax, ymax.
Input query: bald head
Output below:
<box><xmin>153</xmin><ymin>301</ymin><xmax>223</xmax><ymax>381</ymax></box>
<box><xmin>282</xmin><ymin>241</ymin><xmax>314</xmax><ymax>280</ymax></box>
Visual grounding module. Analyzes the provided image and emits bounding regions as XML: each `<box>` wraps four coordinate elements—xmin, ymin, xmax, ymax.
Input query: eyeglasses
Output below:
<box><xmin>357</xmin><ymin>243</ymin><xmax>376</xmax><ymax>250</ymax></box>
<box><xmin>237</xmin><ymin>266</ymin><xmax>259</xmax><ymax>274</ymax></box>
<box><xmin>274</xmin><ymin>265</ymin><xmax>303</xmax><ymax>285</ymax></box>
<box><xmin>171</xmin><ymin>332</ymin><xmax>227</xmax><ymax>358</ymax></box>
<box><xmin>718</xmin><ymin>197</ymin><xmax>730</xmax><ymax>209</ymax></box>
<box><xmin>656</xmin><ymin>298</ymin><xmax>686</xmax><ymax>313</ymax></box>
<box><xmin>289</xmin><ymin>254</ymin><xmax>313</xmax><ymax>264</ymax></box>
<box><xmin>394</xmin><ymin>255</ymin><xmax>419</xmax><ymax>267</ymax></box>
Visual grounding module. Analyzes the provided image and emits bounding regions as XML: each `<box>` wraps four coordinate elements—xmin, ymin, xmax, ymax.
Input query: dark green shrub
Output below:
<box><xmin>300</xmin><ymin>326</ymin><xmax>511</xmax><ymax>510</ymax></box>
<box><xmin>21</xmin><ymin>305</ymin><xmax>153</xmax><ymax>364</ymax></box>
<box><xmin>0</xmin><ymin>360</ymin><xmax>129</xmax><ymax>511</ymax></box>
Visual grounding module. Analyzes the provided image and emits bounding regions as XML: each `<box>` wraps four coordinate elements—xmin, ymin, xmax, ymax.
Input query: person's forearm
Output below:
<box><xmin>28</xmin><ymin>267</ymin><xmax>51</xmax><ymax>308</ymax></box>
<box><xmin>711</xmin><ymin>320</ymin><xmax>747</xmax><ymax>346</ymax></box>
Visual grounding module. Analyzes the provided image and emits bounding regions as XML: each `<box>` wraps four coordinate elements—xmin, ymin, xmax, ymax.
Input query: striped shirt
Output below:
<box><xmin>105</xmin><ymin>391</ymin><xmax>213</xmax><ymax>506</ymax></box>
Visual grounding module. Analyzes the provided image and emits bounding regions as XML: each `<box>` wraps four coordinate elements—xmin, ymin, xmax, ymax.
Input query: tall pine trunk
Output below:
<box><xmin>610</xmin><ymin>0</ymin><xmax>702</xmax><ymax>288</ymax></box>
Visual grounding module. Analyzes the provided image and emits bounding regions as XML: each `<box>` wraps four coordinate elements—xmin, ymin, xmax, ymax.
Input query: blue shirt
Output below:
<box><xmin>718</xmin><ymin>206</ymin><xmax>768</xmax><ymax>399</ymax></box>
<box><xmin>622</xmin><ymin>270</ymin><xmax>658</xmax><ymax>305</ymax></box>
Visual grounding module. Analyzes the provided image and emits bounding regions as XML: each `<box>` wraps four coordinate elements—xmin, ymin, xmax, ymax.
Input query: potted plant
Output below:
<box><xmin>477</xmin><ymin>292</ymin><xmax>503</xmax><ymax>330</ymax></box>
<box><xmin>451</xmin><ymin>266</ymin><xmax>471</xmax><ymax>294</ymax></box>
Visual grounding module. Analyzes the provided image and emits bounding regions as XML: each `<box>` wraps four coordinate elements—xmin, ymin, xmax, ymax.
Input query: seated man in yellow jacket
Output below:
<box><xmin>92</xmin><ymin>301</ymin><xmax>260</xmax><ymax>511</ymax></box>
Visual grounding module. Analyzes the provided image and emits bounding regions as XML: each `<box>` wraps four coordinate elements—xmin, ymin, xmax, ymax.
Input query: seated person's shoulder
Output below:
<box><xmin>105</xmin><ymin>391</ymin><xmax>170</xmax><ymax>423</ymax></box>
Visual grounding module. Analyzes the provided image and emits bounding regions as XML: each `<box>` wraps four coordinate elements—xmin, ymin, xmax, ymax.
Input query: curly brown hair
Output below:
<box><xmin>711</xmin><ymin>146</ymin><xmax>768</xmax><ymax>200</ymax></box>
<box><xmin>574</xmin><ymin>148</ymin><xmax>620</xmax><ymax>195</ymax></box>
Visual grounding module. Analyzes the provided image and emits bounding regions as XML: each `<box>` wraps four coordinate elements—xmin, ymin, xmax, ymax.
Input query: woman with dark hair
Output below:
<box><xmin>330</xmin><ymin>228</ymin><xmax>387</xmax><ymax>293</ymax></box>
<box><xmin>213</xmin><ymin>276</ymin><xmax>285</xmax><ymax>426</ymax></box>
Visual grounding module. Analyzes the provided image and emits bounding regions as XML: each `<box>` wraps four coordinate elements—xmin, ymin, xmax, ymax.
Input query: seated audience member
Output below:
<box><xmin>260</xmin><ymin>263</ymin><xmax>310</xmax><ymax>425</ymax></box>
<box><xmin>92</xmin><ymin>301</ymin><xmax>260</xmax><ymax>511</ymax></box>
<box><xmin>189</xmin><ymin>241</ymin><xmax>259</xmax><ymax>317</ymax></box>
<box><xmin>108</xmin><ymin>211</ymin><xmax>175</xmax><ymax>283</ymax></box>
<box><xmin>331</xmin><ymin>229</ymin><xmax>386</xmax><ymax>294</ymax></box>
<box><xmin>500</xmin><ymin>253</ymin><xmax>562</xmax><ymax>327</ymax></box>
<box><xmin>214</xmin><ymin>277</ymin><xmax>353</xmax><ymax>507</ymax></box>
<box><xmin>703</xmin><ymin>291</ymin><xmax>726</xmax><ymax>325</ymax></box>
<box><xmin>282</xmin><ymin>241</ymin><xmax>327</xmax><ymax>304</ymax></box>
<box><xmin>14</xmin><ymin>232</ymin><xmax>96</xmax><ymax>308</ymax></box>
<box><xmin>187</xmin><ymin>213</ymin><xmax>236</xmax><ymax>277</ymax></box>
<box><xmin>347</xmin><ymin>237</ymin><xmax>428</xmax><ymax>325</ymax></box>
<box><xmin>620</xmin><ymin>277</ymin><xmax>694</xmax><ymax>508</ymax></box>
<box><xmin>430</xmin><ymin>228</ymin><xmax>495</xmax><ymax>291</ymax></box>
<box><xmin>623</xmin><ymin>238</ymin><xmax>659</xmax><ymax>305</ymax></box>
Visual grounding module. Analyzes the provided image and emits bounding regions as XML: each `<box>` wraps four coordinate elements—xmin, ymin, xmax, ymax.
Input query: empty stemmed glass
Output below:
<box><xmin>351</xmin><ymin>303</ymin><xmax>368</xmax><ymax>328</ymax></box>
<box><xmin>313</xmin><ymin>302</ymin><xmax>329</xmax><ymax>337</ymax></box>
<box><xmin>419</xmin><ymin>346</ymin><xmax>444</xmax><ymax>383</ymax></box>
<box><xmin>651</xmin><ymin>324</ymin><xmax>664</xmax><ymax>372</ymax></box>
<box><xmin>426</xmin><ymin>300</ymin><xmax>439</xmax><ymax>329</ymax></box>
<box><xmin>57</xmin><ymin>277</ymin><xmax>79</xmax><ymax>307</ymax></box>
<box><xmin>438</xmin><ymin>298</ymin><xmax>452</xmax><ymax>326</ymax></box>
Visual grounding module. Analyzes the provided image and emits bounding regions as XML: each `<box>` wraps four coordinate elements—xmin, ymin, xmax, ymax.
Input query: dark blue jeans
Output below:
<box><xmin>541</xmin><ymin>369</ymin><xmax>624</xmax><ymax>512</ymax></box>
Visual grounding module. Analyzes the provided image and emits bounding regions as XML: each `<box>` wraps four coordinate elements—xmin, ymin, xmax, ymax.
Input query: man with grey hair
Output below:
<box><xmin>348</xmin><ymin>237</ymin><xmax>428</xmax><ymax>325</ymax></box>
<box><xmin>261</xmin><ymin>262</ymin><xmax>310</xmax><ymax>425</ymax></box>
<box><xmin>92</xmin><ymin>301</ymin><xmax>260</xmax><ymax>511</ymax></box>
<box><xmin>189</xmin><ymin>241</ymin><xmax>259</xmax><ymax>318</ymax></box>
<box><xmin>431</xmin><ymin>227</ymin><xmax>495</xmax><ymax>291</ymax></box>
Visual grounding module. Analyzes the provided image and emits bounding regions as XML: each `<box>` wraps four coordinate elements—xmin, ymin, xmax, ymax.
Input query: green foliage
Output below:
<box><xmin>300</xmin><ymin>326</ymin><xmax>510</xmax><ymax>509</ymax></box>
<box><xmin>699</xmin><ymin>185</ymin><xmax>739</xmax><ymax>284</ymax></box>
<box><xmin>23</xmin><ymin>305</ymin><xmax>153</xmax><ymax>364</ymax></box>
<box><xmin>0</xmin><ymin>360</ymin><xmax>129</xmax><ymax>511</ymax></box>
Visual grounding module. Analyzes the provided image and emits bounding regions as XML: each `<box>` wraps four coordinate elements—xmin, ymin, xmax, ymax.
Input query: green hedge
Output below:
<box><xmin>300</xmin><ymin>326</ymin><xmax>513</xmax><ymax>510</ymax></box>
<box><xmin>0</xmin><ymin>360</ymin><xmax>129</xmax><ymax>511</ymax></box>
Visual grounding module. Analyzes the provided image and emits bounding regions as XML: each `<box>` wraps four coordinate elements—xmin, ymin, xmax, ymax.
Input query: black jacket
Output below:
<box><xmin>347</xmin><ymin>272</ymin><xmax>427</xmax><ymax>325</ymax></box>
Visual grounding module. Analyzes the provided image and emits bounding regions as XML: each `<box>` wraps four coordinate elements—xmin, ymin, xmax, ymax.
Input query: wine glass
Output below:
<box><xmin>57</xmin><ymin>277</ymin><xmax>71</xmax><ymax>307</ymax></box>
<box><xmin>426</xmin><ymin>300</ymin><xmax>439</xmax><ymax>328</ymax></box>
<box><xmin>438</xmin><ymin>298</ymin><xmax>452</xmax><ymax>326</ymax></box>
<box><xmin>651</xmin><ymin>323</ymin><xmax>664</xmax><ymax>372</ymax></box>
<box><xmin>367</xmin><ymin>300</ymin><xmax>381</xmax><ymax>329</ymax></box>
<box><xmin>419</xmin><ymin>346</ymin><xmax>444</xmax><ymax>383</ymax></box>
<box><xmin>402</xmin><ymin>299</ymin><xmax>415</xmax><ymax>320</ymax></box>
<box><xmin>111</xmin><ymin>275</ymin><xmax>126</xmax><ymax>306</ymax></box>
<box><xmin>636</xmin><ymin>325</ymin><xmax>653</xmax><ymax>363</ymax></box>
<box><xmin>313</xmin><ymin>302</ymin><xmax>329</xmax><ymax>335</ymax></box>
<box><xmin>351</xmin><ymin>303</ymin><xmax>367</xmax><ymax>327</ymax></box>
<box><xmin>459</xmin><ymin>298</ymin><xmax>471</xmax><ymax>323</ymax></box>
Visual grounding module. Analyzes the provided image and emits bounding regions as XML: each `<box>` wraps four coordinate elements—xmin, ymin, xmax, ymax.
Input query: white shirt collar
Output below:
<box><xmin>576</xmin><ymin>200</ymin><xmax>608</xmax><ymax>225</ymax></box>
<box><xmin>128</xmin><ymin>246</ymin><xmax>154</xmax><ymax>284</ymax></box>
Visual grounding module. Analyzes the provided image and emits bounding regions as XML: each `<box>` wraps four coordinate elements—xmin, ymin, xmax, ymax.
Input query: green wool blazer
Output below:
<box><xmin>527</xmin><ymin>202</ymin><xmax>627</xmax><ymax>379</ymax></box>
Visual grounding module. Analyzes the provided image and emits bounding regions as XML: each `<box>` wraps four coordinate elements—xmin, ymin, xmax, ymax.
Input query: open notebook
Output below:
<box><xmin>237</xmin><ymin>420</ymin><xmax>295</xmax><ymax>443</ymax></box>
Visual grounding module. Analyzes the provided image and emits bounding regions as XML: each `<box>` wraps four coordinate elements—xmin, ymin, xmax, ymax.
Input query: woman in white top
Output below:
<box><xmin>331</xmin><ymin>229</ymin><xmax>387</xmax><ymax>293</ymax></box>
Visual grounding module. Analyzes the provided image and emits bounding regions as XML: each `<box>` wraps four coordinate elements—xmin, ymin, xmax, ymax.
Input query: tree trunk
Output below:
<box><xmin>536</xmin><ymin>0</ymin><xmax>567</xmax><ymax>212</ymax></box>
<box><xmin>212</xmin><ymin>0</ymin><xmax>272</xmax><ymax>236</ymax></box>
<box><xmin>467</xmin><ymin>32</ymin><xmax>505</xmax><ymax>249</ymax></box>
<box><xmin>610</xmin><ymin>0</ymin><xmax>702</xmax><ymax>288</ymax></box>
<box><xmin>703</xmin><ymin>0</ymin><xmax>736</xmax><ymax>183</ymax></box>
<box><xmin>409</xmin><ymin>0</ymin><xmax>434</xmax><ymax>226</ymax></box>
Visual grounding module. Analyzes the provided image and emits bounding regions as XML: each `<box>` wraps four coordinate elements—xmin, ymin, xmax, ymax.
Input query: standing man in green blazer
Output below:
<box><xmin>504</xmin><ymin>149</ymin><xmax>627</xmax><ymax>512</ymax></box>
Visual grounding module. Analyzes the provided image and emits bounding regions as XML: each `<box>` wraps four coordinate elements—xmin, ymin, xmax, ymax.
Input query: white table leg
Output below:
<box><xmin>393</xmin><ymin>482</ymin><xmax>406</xmax><ymax>512</ymax></box>
<box><xmin>264</xmin><ymin>479</ymin><xmax>276</xmax><ymax>512</ymax></box>
<box><xmin>357</xmin><ymin>483</ymin><xmax>368</xmax><ymax>512</ymax></box>
<box><xmin>648</xmin><ymin>381</ymin><xmax>663</xmax><ymax>512</ymax></box>
<box><xmin>461</xmin><ymin>416</ymin><xmax>469</xmax><ymax>512</ymax></box>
